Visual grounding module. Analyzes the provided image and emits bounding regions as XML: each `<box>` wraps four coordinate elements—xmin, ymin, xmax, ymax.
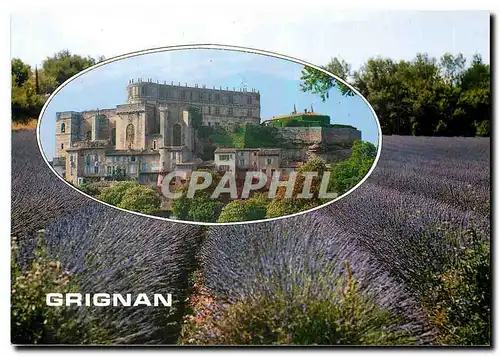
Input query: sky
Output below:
<box><xmin>10</xmin><ymin>9</ymin><xmax>490</xmax><ymax>159</ymax></box>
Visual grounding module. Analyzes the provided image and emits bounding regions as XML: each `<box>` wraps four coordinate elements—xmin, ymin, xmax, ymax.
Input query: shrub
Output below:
<box><xmin>422</xmin><ymin>236</ymin><xmax>490</xmax><ymax>345</ymax></box>
<box><xmin>11</xmin><ymin>232</ymin><xmax>109</xmax><ymax>344</ymax></box>
<box><xmin>187</xmin><ymin>194</ymin><xmax>224</xmax><ymax>223</ymax></box>
<box><xmin>181</xmin><ymin>262</ymin><xmax>414</xmax><ymax>345</ymax></box>
<box><xmin>97</xmin><ymin>181</ymin><xmax>138</xmax><ymax>206</ymax></box>
<box><xmin>117</xmin><ymin>185</ymin><xmax>162</xmax><ymax>214</ymax></box>
<box><xmin>199</xmin><ymin>213</ymin><xmax>431</xmax><ymax>344</ymax></box>
<box><xmin>329</xmin><ymin>140</ymin><xmax>376</xmax><ymax>195</ymax></box>
<box><xmin>17</xmin><ymin>203</ymin><xmax>205</xmax><ymax>344</ymax></box>
<box><xmin>78</xmin><ymin>182</ymin><xmax>100</xmax><ymax>197</ymax></box>
<box><xmin>217</xmin><ymin>193</ymin><xmax>269</xmax><ymax>223</ymax></box>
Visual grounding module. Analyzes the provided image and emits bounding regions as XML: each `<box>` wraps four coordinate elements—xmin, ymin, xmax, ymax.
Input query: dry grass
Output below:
<box><xmin>12</xmin><ymin>119</ymin><xmax>38</xmax><ymax>131</ymax></box>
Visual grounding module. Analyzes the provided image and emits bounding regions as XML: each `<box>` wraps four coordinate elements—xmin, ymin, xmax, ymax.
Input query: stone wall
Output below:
<box><xmin>277</xmin><ymin>127</ymin><xmax>323</xmax><ymax>145</ymax></box>
<box><xmin>275</xmin><ymin>126</ymin><xmax>361</xmax><ymax>163</ymax></box>
<box><xmin>322</xmin><ymin>127</ymin><xmax>361</xmax><ymax>145</ymax></box>
<box><xmin>276</xmin><ymin>126</ymin><xmax>360</xmax><ymax>146</ymax></box>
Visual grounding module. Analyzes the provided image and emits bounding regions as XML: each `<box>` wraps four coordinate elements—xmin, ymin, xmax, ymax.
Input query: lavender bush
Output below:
<box><xmin>11</xmin><ymin>130</ymin><xmax>90</xmax><ymax>238</ymax></box>
<box><xmin>194</xmin><ymin>136</ymin><xmax>490</xmax><ymax>345</ymax></box>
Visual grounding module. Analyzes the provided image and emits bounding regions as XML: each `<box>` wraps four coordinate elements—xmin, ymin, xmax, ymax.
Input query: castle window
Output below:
<box><xmin>141</xmin><ymin>86</ymin><xmax>146</xmax><ymax>95</ymax></box>
<box><xmin>208</xmin><ymin>106</ymin><xmax>211</xmax><ymax>115</ymax></box>
<box><xmin>183</xmin><ymin>91</ymin><xmax>188</xmax><ymax>101</ymax></box>
<box><xmin>107</xmin><ymin>166</ymin><xmax>112</xmax><ymax>175</ymax></box>
<box><xmin>228</xmin><ymin>95</ymin><xmax>233</xmax><ymax>104</ymax></box>
<box><xmin>86</xmin><ymin>131</ymin><xmax>91</xmax><ymax>140</ymax></box>
<box><xmin>153</xmin><ymin>140</ymin><xmax>157</xmax><ymax>150</ymax></box>
<box><xmin>247</xmin><ymin>109</ymin><xmax>252</xmax><ymax>117</ymax></box>
<box><xmin>60</xmin><ymin>122</ymin><xmax>66</xmax><ymax>133</ymax></box>
<box><xmin>228</xmin><ymin>107</ymin><xmax>233</xmax><ymax>116</ymax></box>
<box><xmin>215</xmin><ymin>107</ymin><xmax>220</xmax><ymax>115</ymax></box>
<box><xmin>267</xmin><ymin>158</ymin><xmax>273</xmax><ymax>165</ymax></box>
<box><xmin>198</xmin><ymin>92</ymin><xmax>203</xmax><ymax>101</ymax></box>
<box><xmin>61</xmin><ymin>143</ymin><xmax>64</xmax><ymax>150</ymax></box>
<box><xmin>94</xmin><ymin>166</ymin><xmax>99</xmax><ymax>174</ymax></box>
<box><xmin>215</xmin><ymin>94</ymin><xmax>220</xmax><ymax>102</ymax></box>
<box><xmin>247</xmin><ymin>96</ymin><xmax>252</xmax><ymax>104</ymax></box>
<box><xmin>126</xmin><ymin>124</ymin><xmax>135</xmax><ymax>147</ymax></box>
<box><xmin>111</xmin><ymin>128</ymin><xmax>116</xmax><ymax>145</ymax></box>
<box><xmin>173</xmin><ymin>124</ymin><xmax>182</xmax><ymax>146</ymax></box>
<box><xmin>131</xmin><ymin>156</ymin><xmax>136</xmax><ymax>162</ymax></box>
<box><xmin>208</xmin><ymin>93</ymin><xmax>212</xmax><ymax>102</ymax></box>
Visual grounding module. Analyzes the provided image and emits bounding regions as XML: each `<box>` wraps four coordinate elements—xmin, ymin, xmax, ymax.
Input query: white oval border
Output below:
<box><xmin>36</xmin><ymin>44</ymin><xmax>383</xmax><ymax>226</ymax></box>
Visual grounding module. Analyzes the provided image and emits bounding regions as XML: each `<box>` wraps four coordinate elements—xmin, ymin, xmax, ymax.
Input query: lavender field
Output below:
<box><xmin>11</xmin><ymin>130</ymin><xmax>491</xmax><ymax>345</ymax></box>
<box><xmin>191</xmin><ymin>135</ymin><xmax>491</xmax><ymax>345</ymax></box>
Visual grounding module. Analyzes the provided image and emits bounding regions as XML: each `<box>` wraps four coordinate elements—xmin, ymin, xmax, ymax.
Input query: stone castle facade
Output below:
<box><xmin>54</xmin><ymin>79</ymin><xmax>260</xmax><ymax>185</ymax></box>
<box><xmin>53</xmin><ymin>79</ymin><xmax>362</xmax><ymax>187</ymax></box>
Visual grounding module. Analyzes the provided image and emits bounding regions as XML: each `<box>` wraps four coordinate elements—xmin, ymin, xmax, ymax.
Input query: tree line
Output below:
<box><xmin>300</xmin><ymin>53</ymin><xmax>490</xmax><ymax>137</ymax></box>
<box><xmin>12</xmin><ymin>50</ymin><xmax>489</xmax><ymax>137</ymax></box>
<box><xmin>11</xmin><ymin>50</ymin><xmax>102</xmax><ymax>123</ymax></box>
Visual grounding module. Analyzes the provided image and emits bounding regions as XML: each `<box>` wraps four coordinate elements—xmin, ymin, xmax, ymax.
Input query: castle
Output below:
<box><xmin>53</xmin><ymin>79</ymin><xmax>361</xmax><ymax>186</ymax></box>
<box><xmin>53</xmin><ymin>79</ymin><xmax>260</xmax><ymax>185</ymax></box>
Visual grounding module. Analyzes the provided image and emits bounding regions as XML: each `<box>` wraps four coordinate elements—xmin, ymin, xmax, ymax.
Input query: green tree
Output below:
<box><xmin>171</xmin><ymin>170</ymin><xmax>224</xmax><ymax>222</ymax></box>
<box><xmin>187</xmin><ymin>194</ymin><xmax>224</xmax><ymax>223</ymax></box>
<box><xmin>11</xmin><ymin>58</ymin><xmax>45</xmax><ymax>123</ymax></box>
<box><xmin>303</xmin><ymin>53</ymin><xmax>490</xmax><ymax>137</ymax></box>
<box><xmin>117</xmin><ymin>185</ymin><xmax>162</xmax><ymax>214</ymax></box>
<box><xmin>329</xmin><ymin>140</ymin><xmax>377</xmax><ymax>195</ymax></box>
<box><xmin>41</xmin><ymin>50</ymin><xmax>96</xmax><ymax>93</ymax></box>
<box><xmin>11</xmin><ymin>58</ymin><xmax>31</xmax><ymax>87</ymax></box>
<box><xmin>97</xmin><ymin>181</ymin><xmax>139</xmax><ymax>206</ymax></box>
<box><xmin>218</xmin><ymin>193</ymin><xmax>269</xmax><ymax>223</ymax></box>
<box><xmin>300</xmin><ymin>57</ymin><xmax>354</xmax><ymax>100</ymax></box>
<box><xmin>78</xmin><ymin>182</ymin><xmax>100</xmax><ymax>196</ymax></box>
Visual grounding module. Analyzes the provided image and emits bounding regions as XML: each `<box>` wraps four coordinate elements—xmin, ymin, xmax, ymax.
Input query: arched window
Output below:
<box><xmin>126</xmin><ymin>124</ymin><xmax>135</xmax><ymax>147</ymax></box>
<box><xmin>60</xmin><ymin>122</ymin><xmax>66</xmax><ymax>133</ymax></box>
<box><xmin>173</xmin><ymin>124</ymin><xmax>182</xmax><ymax>146</ymax></box>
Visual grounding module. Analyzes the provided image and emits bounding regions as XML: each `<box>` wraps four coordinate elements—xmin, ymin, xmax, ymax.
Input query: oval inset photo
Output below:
<box><xmin>38</xmin><ymin>45</ymin><xmax>382</xmax><ymax>225</ymax></box>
